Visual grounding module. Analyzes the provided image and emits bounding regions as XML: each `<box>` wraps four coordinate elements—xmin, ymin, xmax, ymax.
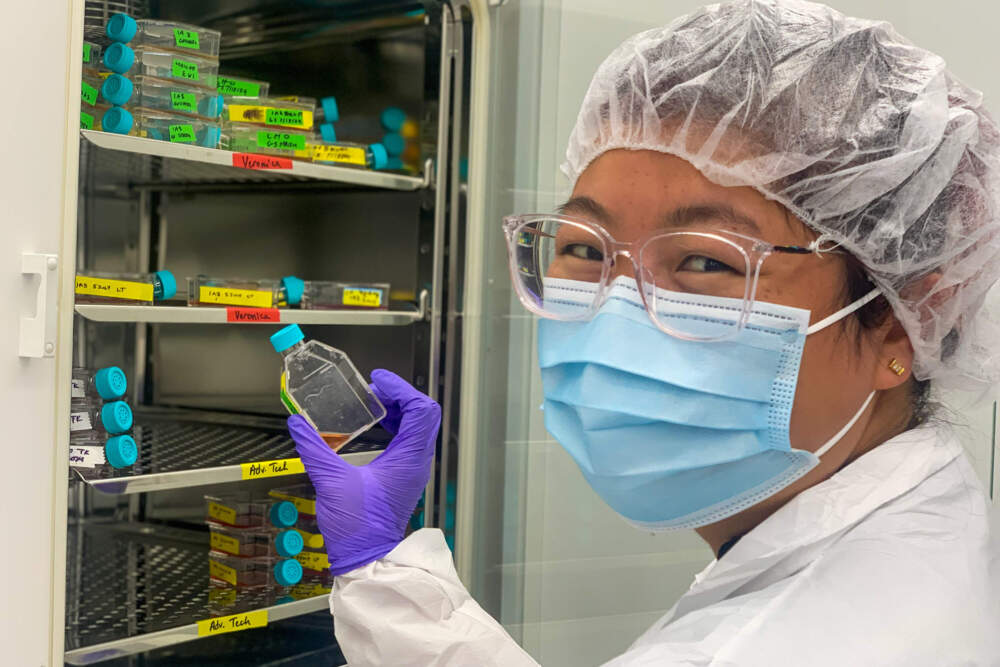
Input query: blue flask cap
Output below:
<box><xmin>101</xmin><ymin>106</ymin><xmax>134</xmax><ymax>135</ymax></box>
<box><xmin>273</xmin><ymin>559</ymin><xmax>303</xmax><ymax>586</ymax></box>
<box><xmin>320</xmin><ymin>96</ymin><xmax>339</xmax><ymax>122</ymax></box>
<box><xmin>281</xmin><ymin>276</ymin><xmax>305</xmax><ymax>306</ymax></box>
<box><xmin>274</xmin><ymin>530</ymin><xmax>304</xmax><ymax>558</ymax></box>
<box><xmin>153</xmin><ymin>270</ymin><xmax>177</xmax><ymax>300</ymax></box>
<box><xmin>94</xmin><ymin>366</ymin><xmax>127</xmax><ymax>400</ymax></box>
<box><xmin>368</xmin><ymin>143</ymin><xmax>389</xmax><ymax>170</ymax></box>
<box><xmin>100</xmin><ymin>74</ymin><xmax>134</xmax><ymax>106</ymax></box>
<box><xmin>105</xmin><ymin>434</ymin><xmax>138</xmax><ymax>468</ymax></box>
<box><xmin>106</xmin><ymin>13</ymin><xmax>138</xmax><ymax>43</ymax></box>
<box><xmin>101</xmin><ymin>401</ymin><xmax>133</xmax><ymax>434</ymax></box>
<box><xmin>270</xmin><ymin>324</ymin><xmax>305</xmax><ymax>353</ymax></box>
<box><xmin>103</xmin><ymin>42</ymin><xmax>135</xmax><ymax>74</ymax></box>
<box><xmin>269</xmin><ymin>500</ymin><xmax>299</xmax><ymax>527</ymax></box>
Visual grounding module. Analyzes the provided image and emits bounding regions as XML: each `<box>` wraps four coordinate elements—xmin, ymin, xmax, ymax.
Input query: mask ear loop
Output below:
<box><xmin>814</xmin><ymin>391</ymin><xmax>876</xmax><ymax>458</ymax></box>
<box><xmin>806</xmin><ymin>287</ymin><xmax>882</xmax><ymax>335</ymax></box>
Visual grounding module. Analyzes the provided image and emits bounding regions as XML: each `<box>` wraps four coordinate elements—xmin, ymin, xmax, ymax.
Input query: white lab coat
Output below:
<box><xmin>330</xmin><ymin>425</ymin><xmax>1000</xmax><ymax>666</ymax></box>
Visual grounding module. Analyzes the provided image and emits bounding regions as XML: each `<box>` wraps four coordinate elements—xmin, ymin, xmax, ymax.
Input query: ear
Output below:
<box><xmin>872</xmin><ymin>272</ymin><xmax>942</xmax><ymax>390</ymax></box>
<box><xmin>872</xmin><ymin>316</ymin><xmax>914</xmax><ymax>390</ymax></box>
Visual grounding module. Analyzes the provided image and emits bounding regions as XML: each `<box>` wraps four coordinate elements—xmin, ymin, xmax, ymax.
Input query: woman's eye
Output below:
<box><xmin>561</xmin><ymin>243</ymin><xmax>604</xmax><ymax>261</ymax></box>
<box><xmin>678</xmin><ymin>255</ymin><xmax>735</xmax><ymax>273</ymax></box>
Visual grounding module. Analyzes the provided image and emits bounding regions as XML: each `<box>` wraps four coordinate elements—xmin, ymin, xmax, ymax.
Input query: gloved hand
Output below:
<box><xmin>288</xmin><ymin>369</ymin><xmax>441</xmax><ymax>575</ymax></box>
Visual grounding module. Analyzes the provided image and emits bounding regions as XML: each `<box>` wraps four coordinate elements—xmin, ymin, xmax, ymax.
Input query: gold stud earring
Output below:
<box><xmin>888</xmin><ymin>358</ymin><xmax>905</xmax><ymax>376</ymax></box>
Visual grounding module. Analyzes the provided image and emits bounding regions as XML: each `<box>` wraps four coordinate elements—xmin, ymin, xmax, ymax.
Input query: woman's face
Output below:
<box><xmin>567</xmin><ymin>149</ymin><xmax>909</xmax><ymax>464</ymax></box>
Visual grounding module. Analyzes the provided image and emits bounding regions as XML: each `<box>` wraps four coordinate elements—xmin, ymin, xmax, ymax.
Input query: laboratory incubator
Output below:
<box><xmin>11</xmin><ymin>1</ymin><xmax>474</xmax><ymax>664</ymax></box>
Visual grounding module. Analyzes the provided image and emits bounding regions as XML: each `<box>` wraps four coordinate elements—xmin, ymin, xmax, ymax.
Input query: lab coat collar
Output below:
<box><xmin>673</xmin><ymin>425</ymin><xmax>963</xmax><ymax>619</ymax></box>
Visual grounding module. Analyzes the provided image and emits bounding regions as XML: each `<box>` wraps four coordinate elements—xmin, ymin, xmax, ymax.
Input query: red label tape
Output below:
<box><xmin>226</xmin><ymin>307</ymin><xmax>280</xmax><ymax>323</ymax></box>
<box><xmin>231</xmin><ymin>153</ymin><xmax>293</xmax><ymax>170</ymax></box>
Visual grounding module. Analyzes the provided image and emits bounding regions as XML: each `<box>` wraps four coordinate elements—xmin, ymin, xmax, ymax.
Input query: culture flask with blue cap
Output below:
<box><xmin>72</xmin><ymin>366</ymin><xmax>127</xmax><ymax>401</ymax></box>
<box><xmin>69</xmin><ymin>398</ymin><xmax>137</xmax><ymax>471</ymax></box>
<box><xmin>105</xmin><ymin>13</ymin><xmax>221</xmax><ymax>59</ymax></box>
<box><xmin>270</xmin><ymin>324</ymin><xmax>385</xmax><ymax>450</ymax></box>
<box><xmin>75</xmin><ymin>269</ymin><xmax>177</xmax><ymax>304</ymax></box>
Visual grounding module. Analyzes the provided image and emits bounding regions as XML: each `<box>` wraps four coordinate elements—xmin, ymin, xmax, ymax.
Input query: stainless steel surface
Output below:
<box><xmin>75</xmin><ymin>408</ymin><xmax>383</xmax><ymax>494</ymax></box>
<box><xmin>64</xmin><ymin>522</ymin><xmax>329</xmax><ymax>665</ymax></box>
<box><xmin>81</xmin><ymin>131</ymin><xmax>427</xmax><ymax>191</ymax></box>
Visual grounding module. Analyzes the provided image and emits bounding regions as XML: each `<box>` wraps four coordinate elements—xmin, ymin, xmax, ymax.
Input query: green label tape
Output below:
<box><xmin>170</xmin><ymin>91</ymin><xmax>197</xmax><ymax>112</ymax></box>
<box><xmin>81</xmin><ymin>81</ymin><xmax>98</xmax><ymax>106</ymax></box>
<box><xmin>80</xmin><ymin>112</ymin><xmax>94</xmax><ymax>130</ymax></box>
<box><xmin>172</xmin><ymin>59</ymin><xmax>199</xmax><ymax>82</ymax></box>
<box><xmin>83</xmin><ymin>43</ymin><xmax>91</xmax><ymax>63</ymax></box>
<box><xmin>256</xmin><ymin>131</ymin><xmax>305</xmax><ymax>151</ymax></box>
<box><xmin>217</xmin><ymin>77</ymin><xmax>261</xmax><ymax>97</ymax></box>
<box><xmin>264</xmin><ymin>108</ymin><xmax>304</xmax><ymax>127</ymax></box>
<box><xmin>174</xmin><ymin>28</ymin><xmax>200</xmax><ymax>50</ymax></box>
<box><xmin>169</xmin><ymin>124</ymin><xmax>196</xmax><ymax>143</ymax></box>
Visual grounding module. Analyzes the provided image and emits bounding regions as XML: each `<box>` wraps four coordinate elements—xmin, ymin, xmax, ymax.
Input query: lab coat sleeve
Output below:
<box><xmin>330</xmin><ymin>528</ymin><xmax>541</xmax><ymax>667</ymax></box>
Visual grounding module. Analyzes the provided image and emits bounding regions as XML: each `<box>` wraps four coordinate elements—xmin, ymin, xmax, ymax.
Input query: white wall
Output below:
<box><xmin>497</xmin><ymin>1</ymin><xmax>1000</xmax><ymax>665</ymax></box>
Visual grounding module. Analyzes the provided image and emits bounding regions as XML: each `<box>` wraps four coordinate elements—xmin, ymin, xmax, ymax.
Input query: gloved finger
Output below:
<box><xmin>370</xmin><ymin>382</ymin><xmax>402</xmax><ymax>435</ymax></box>
<box><xmin>372</xmin><ymin>400</ymin><xmax>441</xmax><ymax>470</ymax></box>
<box><xmin>287</xmin><ymin>415</ymin><xmax>351</xmax><ymax>478</ymax></box>
<box><xmin>370</xmin><ymin>369</ymin><xmax>441</xmax><ymax>441</ymax></box>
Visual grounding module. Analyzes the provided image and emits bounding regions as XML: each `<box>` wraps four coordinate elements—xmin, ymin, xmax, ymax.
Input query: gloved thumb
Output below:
<box><xmin>287</xmin><ymin>415</ymin><xmax>350</xmax><ymax>481</ymax></box>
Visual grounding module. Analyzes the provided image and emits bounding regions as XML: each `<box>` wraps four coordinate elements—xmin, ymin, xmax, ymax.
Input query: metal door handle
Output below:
<box><xmin>19</xmin><ymin>252</ymin><xmax>59</xmax><ymax>358</ymax></box>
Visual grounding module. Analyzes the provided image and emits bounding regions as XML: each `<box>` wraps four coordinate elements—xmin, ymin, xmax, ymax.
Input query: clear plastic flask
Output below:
<box><xmin>100</xmin><ymin>74</ymin><xmax>224</xmax><ymax>119</ymax></box>
<box><xmin>310</xmin><ymin>140</ymin><xmax>388</xmax><ymax>170</ymax></box>
<box><xmin>103</xmin><ymin>44</ymin><xmax>219</xmax><ymax>89</ymax></box>
<box><xmin>270</xmin><ymin>324</ymin><xmax>385</xmax><ymax>451</ymax></box>
<box><xmin>70</xmin><ymin>398</ymin><xmax>133</xmax><ymax>436</ymax></box>
<box><xmin>75</xmin><ymin>270</ymin><xmax>177</xmax><ymax>304</ymax></box>
<box><xmin>72</xmin><ymin>366</ymin><xmax>127</xmax><ymax>401</ymax></box>
<box><xmin>69</xmin><ymin>433</ymin><xmax>138</xmax><ymax>471</ymax></box>
<box><xmin>101</xmin><ymin>107</ymin><xmax>222</xmax><ymax>148</ymax></box>
<box><xmin>105</xmin><ymin>13</ymin><xmax>221</xmax><ymax>59</ymax></box>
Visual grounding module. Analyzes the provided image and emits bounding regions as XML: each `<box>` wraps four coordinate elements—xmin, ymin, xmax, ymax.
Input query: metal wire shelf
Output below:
<box><xmin>64</xmin><ymin>522</ymin><xmax>331</xmax><ymax>665</ymax></box>
<box><xmin>74</xmin><ymin>407</ymin><xmax>384</xmax><ymax>494</ymax></box>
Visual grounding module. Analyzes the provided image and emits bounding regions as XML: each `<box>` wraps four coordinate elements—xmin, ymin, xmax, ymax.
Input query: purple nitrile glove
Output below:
<box><xmin>287</xmin><ymin>369</ymin><xmax>441</xmax><ymax>576</ymax></box>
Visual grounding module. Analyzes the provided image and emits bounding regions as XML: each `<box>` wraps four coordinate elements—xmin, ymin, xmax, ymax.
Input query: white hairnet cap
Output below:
<box><xmin>563</xmin><ymin>0</ymin><xmax>1000</xmax><ymax>388</ymax></box>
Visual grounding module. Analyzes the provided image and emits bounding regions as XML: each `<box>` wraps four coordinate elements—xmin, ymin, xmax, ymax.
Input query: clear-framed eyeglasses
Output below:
<box><xmin>502</xmin><ymin>213</ymin><xmax>842</xmax><ymax>342</ymax></box>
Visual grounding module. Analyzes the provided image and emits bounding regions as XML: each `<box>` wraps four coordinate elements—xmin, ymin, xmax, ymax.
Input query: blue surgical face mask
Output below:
<box><xmin>538</xmin><ymin>277</ymin><xmax>877</xmax><ymax>531</ymax></box>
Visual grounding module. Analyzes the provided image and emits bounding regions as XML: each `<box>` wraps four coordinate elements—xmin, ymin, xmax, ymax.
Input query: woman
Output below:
<box><xmin>289</xmin><ymin>0</ymin><xmax>1000</xmax><ymax>663</ymax></box>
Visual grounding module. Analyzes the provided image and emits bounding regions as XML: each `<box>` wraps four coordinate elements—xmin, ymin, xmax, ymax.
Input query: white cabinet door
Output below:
<box><xmin>0</xmin><ymin>3</ymin><xmax>83</xmax><ymax>665</ymax></box>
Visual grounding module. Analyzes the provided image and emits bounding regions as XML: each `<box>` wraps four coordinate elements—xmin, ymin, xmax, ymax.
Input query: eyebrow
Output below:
<box><xmin>558</xmin><ymin>196</ymin><xmax>761</xmax><ymax>235</ymax></box>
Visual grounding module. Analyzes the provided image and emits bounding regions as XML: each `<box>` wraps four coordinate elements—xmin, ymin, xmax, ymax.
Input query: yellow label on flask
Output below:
<box><xmin>294</xmin><ymin>528</ymin><xmax>324</xmax><ymax>550</ymax></box>
<box><xmin>75</xmin><ymin>276</ymin><xmax>154</xmax><ymax>302</ymax></box>
<box><xmin>240</xmin><ymin>458</ymin><xmax>305</xmax><ymax>480</ymax></box>
<box><xmin>197</xmin><ymin>609</ymin><xmax>267</xmax><ymax>637</ymax></box>
<box><xmin>199</xmin><ymin>285</ymin><xmax>273</xmax><ymax>308</ymax></box>
<box><xmin>207</xmin><ymin>502</ymin><xmax>237</xmax><ymax>525</ymax></box>
<box><xmin>311</xmin><ymin>144</ymin><xmax>366</xmax><ymax>166</ymax></box>
<box><xmin>227</xmin><ymin>104</ymin><xmax>313</xmax><ymax>129</ymax></box>
<box><xmin>209</xmin><ymin>559</ymin><xmax>237</xmax><ymax>586</ymax></box>
<box><xmin>269</xmin><ymin>489</ymin><xmax>316</xmax><ymax>516</ymax></box>
<box><xmin>342</xmin><ymin>287</ymin><xmax>383</xmax><ymax>308</ymax></box>
<box><xmin>210</xmin><ymin>531</ymin><xmax>241</xmax><ymax>555</ymax></box>
<box><xmin>296</xmin><ymin>550</ymin><xmax>329</xmax><ymax>571</ymax></box>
